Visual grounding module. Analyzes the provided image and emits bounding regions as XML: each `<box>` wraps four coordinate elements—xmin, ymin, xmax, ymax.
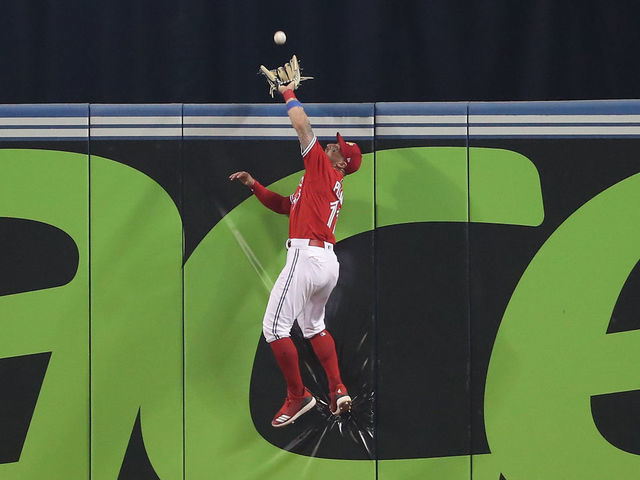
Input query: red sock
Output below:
<box><xmin>269</xmin><ymin>337</ymin><xmax>304</xmax><ymax>397</ymax></box>
<box><xmin>309</xmin><ymin>330</ymin><xmax>343</xmax><ymax>391</ymax></box>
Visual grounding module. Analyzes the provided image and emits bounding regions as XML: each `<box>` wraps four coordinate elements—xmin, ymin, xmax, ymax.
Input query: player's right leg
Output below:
<box><xmin>299</xmin><ymin>249</ymin><xmax>352</xmax><ymax>416</ymax></box>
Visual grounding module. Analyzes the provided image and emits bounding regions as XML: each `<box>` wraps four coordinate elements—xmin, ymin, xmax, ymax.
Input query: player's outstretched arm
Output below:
<box><xmin>229</xmin><ymin>171</ymin><xmax>255</xmax><ymax>187</ymax></box>
<box><xmin>278</xmin><ymin>84</ymin><xmax>314</xmax><ymax>153</ymax></box>
<box><xmin>229</xmin><ymin>171</ymin><xmax>291</xmax><ymax>215</ymax></box>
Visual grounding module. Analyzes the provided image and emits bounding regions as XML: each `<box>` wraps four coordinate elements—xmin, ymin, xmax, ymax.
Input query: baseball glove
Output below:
<box><xmin>259</xmin><ymin>55</ymin><xmax>314</xmax><ymax>98</ymax></box>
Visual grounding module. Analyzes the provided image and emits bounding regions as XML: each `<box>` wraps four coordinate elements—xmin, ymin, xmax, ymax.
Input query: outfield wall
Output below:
<box><xmin>0</xmin><ymin>101</ymin><xmax>639</xmax><ymax>479</ymax></box>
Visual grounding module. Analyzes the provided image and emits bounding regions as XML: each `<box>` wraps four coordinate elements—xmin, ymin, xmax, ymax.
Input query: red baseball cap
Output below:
<box><xmin>337</xmin><ymin>132</ymin><xmax>362</xmax><ymax>175</ymax></box>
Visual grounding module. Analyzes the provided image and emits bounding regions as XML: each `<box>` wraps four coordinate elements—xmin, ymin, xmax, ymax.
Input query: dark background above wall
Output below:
<box><xmin>0</xmin><ymin>0</ymin><xmax>639</xmax><ymax>104</ymax></box>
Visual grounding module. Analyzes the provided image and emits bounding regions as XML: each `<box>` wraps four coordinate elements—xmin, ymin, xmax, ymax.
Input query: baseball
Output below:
<box><xmin>273</xmin><ymin>30</ymin><xmax>286</xmax><ymax>45</ymax></box>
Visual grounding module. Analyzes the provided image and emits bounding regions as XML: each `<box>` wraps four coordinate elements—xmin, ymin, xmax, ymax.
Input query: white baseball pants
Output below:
<box><xmin>263</xmin><ymin>239</ymin><xmax>339</xmax><ymax>343</ymax></box>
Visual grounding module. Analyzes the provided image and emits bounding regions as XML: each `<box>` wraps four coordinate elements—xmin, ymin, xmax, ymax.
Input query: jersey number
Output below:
<box><xmin>327</xmin><ymin>200</ymin><xmax>340</xmax><ymax>232</ymax></box>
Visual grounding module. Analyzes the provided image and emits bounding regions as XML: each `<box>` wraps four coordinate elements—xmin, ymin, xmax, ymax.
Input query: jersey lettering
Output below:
<box><xmin>333</xmin><ymin>180</ymin><xmax>344</xmax><ymax>205</ymax></box>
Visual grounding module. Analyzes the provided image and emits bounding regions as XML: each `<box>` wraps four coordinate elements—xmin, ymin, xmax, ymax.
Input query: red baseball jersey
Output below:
<box><xmin>288</xmin><ymin>137</ymin><xmax>344</xmax><ymax>244</ymax></box>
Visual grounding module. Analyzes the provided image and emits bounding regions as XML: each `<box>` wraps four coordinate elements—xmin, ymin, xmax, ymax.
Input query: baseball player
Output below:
<box><xmin>229</xmin><ymin>70</ymin><xmax>362</xmax><ymax>428</ymax></box>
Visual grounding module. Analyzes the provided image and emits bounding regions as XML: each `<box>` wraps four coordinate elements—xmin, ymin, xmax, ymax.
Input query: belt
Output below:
<box><xmin>286</xmin><ymin>238</ymin><xmax>334</xmax><ymax>250</ymax></box>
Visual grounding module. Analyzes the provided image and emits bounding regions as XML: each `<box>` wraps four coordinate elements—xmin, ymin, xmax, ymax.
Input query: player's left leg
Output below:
<box><xmin>263</xmin><ymin>247</ymin><xmax>316</xmax><ymax>427</ymax></box>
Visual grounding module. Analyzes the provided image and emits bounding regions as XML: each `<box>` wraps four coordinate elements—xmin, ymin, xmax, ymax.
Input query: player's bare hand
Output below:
<box><xmin>229</xmin><ymin>171</ymin><xmax>255</xmax><ymax>188</ymax></box>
